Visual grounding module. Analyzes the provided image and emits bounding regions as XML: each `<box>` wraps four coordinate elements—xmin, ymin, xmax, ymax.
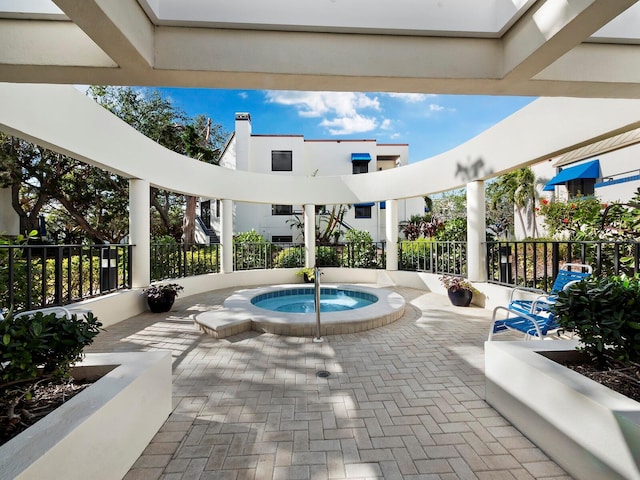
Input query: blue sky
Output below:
<box><xmin>157</xmin><ymin>88</ymin><xmax>536</xmax><ymax>164</ymax></box>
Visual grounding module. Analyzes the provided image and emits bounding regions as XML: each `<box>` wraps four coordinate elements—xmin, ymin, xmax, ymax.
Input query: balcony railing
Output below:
<box><xmin>1</xmin><ymin>244</ymin><xmax>131</xmax><ymax>312</ymax></box>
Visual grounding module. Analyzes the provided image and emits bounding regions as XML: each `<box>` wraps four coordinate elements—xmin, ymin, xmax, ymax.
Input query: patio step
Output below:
<box><xmin>194</xmin><ymin>309</ymin><xmax>252</xmax><ymax>338</ymax></box>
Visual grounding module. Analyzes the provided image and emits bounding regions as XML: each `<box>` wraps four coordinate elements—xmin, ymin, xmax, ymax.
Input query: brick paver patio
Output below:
<box><xmin>87</xmin><ymin>285</ymin><xmax>571</xmax><ymax>480</ymax></box>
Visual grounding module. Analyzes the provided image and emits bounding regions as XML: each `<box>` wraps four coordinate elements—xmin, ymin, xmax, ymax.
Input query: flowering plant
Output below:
<box><xmin>143</xmin><ymin>283</ymin><xmax>184</xmax><ymax>301</ymax></box>
<box><xmin>439</xmin><ymin>275</ymin><xmax>474</xmax><ymax>292</ymax></box>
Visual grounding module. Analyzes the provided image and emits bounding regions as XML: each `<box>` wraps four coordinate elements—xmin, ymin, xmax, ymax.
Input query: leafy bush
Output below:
<box><xmin>233</xmin><ymin>230</ymin><xmax>275</xmax><ymax>270</ymax></box>
<box><xmin>399</xmin><ymin>238</ymin><xmax>434</xmax><ymax>271</ymax></box>
<box><xmin>555</xmin><ymin>275</ymin><xmax>640</xmax><ymax>364</ymax></box>
<box><xmin>539</xmin><ymin>195</ymin><xmax>605</xmax><ymax>239</ymax></box>
<box><xmin>273</xmin><ymin>246</ymin><xmax>304</xmax><ymax>268</ymax></box>
<box><xmin>0</xmin><ymin>310</ymin><xmax>102</xmax><ymax>384</ymax></box>
<box><xmin>342</xmin><ymin>230</ymin><xmax>378</xmax><ymax>268</ymax></box>
<box><xmin>315</xmin><ymin>246</ymin><xmax>340</xmax><ymax>267</ymax></box>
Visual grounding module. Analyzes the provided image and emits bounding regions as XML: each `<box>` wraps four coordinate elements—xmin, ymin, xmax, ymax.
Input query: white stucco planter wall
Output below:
<box><xmin>485</xmin><ymin>340</ymin><xmax>640</xmax><ymax>480</ymax></box>
<box><xmin>0</xmin><ymin>351</ymin><xmax>172</xmax><ymax>480</ymax></box>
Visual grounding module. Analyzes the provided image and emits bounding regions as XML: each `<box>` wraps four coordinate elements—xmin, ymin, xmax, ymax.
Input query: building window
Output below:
<box><xmin>567</xmin><ymin>178</ymin><xmax>595</xmax><ymax>197</ymax></box>
<box><xmin>272</xmin><ymin>235</ymin><xmax>293</xmax><ymax>243</ymax></box>
<box><xmin>352</xmin><ymin>161</ymin><xmax>369</xmax><ymax>174</ymax></box>
<box><xmin>272</xmin><ymin>204</ymin><xmax>293</xmax><ymax>215</ymax></box>
<box><xmin>355</xmin><ymin>205</ymin><xmax>372</xmax><ymax>218</ymax></box>
<box><xmin>272</xmin><ymin>151</ymin><xmax>293</xmax><ymax>171</ymax></box>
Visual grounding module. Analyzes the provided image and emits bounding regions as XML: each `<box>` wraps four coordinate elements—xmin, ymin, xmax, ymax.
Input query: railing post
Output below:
<box><xmin>551</xmin><ymin>242</ymin><xmax>560</xmax><ymax>280</ymax></box>
<box><xmin>54</xmin><ymin>246</ymin><xmax>63</xmax><ymax>305</ymax></box>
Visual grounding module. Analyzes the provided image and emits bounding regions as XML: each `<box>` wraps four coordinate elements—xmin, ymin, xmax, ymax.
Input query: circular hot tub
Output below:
<box><xmin>251</xmin><ymin>287</ymin><xmax>377</xmax><ymax>313</ymax></box>
<box><xmin>222</xmin><ymin>284</ymin><xmax>405</xmax><ymax>336</ymax></box>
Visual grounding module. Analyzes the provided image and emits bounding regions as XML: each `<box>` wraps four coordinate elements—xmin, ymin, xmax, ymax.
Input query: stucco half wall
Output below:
<box><xmin>1</xmin><ymin>83</ymin><xmax>640</xmax><ymax>203</ymax></box>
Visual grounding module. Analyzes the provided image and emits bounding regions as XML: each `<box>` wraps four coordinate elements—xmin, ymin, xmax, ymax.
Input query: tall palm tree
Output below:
<box><xmin>513</xmin><ymin>167</ymin><xmax>538</xmax><ymax>238</ymax></box>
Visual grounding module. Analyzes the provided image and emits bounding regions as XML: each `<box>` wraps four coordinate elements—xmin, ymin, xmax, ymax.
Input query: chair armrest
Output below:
<box><xmin>509</xmin><ymin>286</ymin><xmax>546</xmax><ymax>303</ymax></box>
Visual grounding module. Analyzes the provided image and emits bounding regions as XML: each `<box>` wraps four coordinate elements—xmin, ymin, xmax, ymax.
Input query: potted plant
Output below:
<box><xmin>439</xmin><ymin>275</ymin><xmax>474</xmax><ymax>307</ymax></box>
<box><xmin>296</xmin><ymin>267</ymin><xmax>315</xmax><ymax>283</ymax></box>
<box><xmin>143</xmin><ymin>283</ymin><xmax>184</xmax><ymax>313</ymax></box>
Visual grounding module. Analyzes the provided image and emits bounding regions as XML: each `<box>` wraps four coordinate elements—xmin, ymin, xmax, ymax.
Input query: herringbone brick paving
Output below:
<box><xmin>87</xmin><ymin>286</ymin><xmax>572</xmax><ymax>480</ymax></box>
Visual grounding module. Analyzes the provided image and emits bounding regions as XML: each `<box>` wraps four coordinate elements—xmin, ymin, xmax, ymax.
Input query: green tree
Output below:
<box><xmin>0</xmin><ymin>87</ymin><xmax>227</xmax><ymax>244</ymax></box>
<box><xmin>89</xmin><ymin>87</ymin><xmax>227</xmax><ymax>242</ymax></box>
<box><xmin>486</xmin><ymin>168</ymin><xmax>539</xmax><ymax>238</ymax></box>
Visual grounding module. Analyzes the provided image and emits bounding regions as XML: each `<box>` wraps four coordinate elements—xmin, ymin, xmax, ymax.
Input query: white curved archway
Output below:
<box><xmin>1</xmin><ymin>83</ymin><xmax>640</xmax><ymax>204</ymax></box>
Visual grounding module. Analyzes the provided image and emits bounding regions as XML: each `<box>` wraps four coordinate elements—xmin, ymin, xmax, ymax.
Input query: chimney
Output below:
<box><xmin>235</xmin><ymin>113</ymin><xmax>251</xmax><ymax>171</ymax></box>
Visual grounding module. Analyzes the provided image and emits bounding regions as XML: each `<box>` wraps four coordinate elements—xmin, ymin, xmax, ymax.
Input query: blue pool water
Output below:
<box><xmin>251</xmin><ymin>287</ymin><xmax>377</xmax><ymax>313</ymax></box>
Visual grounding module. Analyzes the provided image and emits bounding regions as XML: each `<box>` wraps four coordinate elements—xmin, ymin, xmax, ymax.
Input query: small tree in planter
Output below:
<box><xmin>554</xmin><ymin>275</ymin><xmax>640</xmax><ymax>366</ymax></box>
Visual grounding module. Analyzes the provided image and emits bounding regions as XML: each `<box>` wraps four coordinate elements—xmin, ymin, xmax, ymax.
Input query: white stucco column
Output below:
<box><xmin>467</xmin><ymin>180</ymin><xmax>487</xmax><ymax>282</ymax></box>
<box><xmin>385</xmin><ymin>199</ymin><xmax>398</xmax><ymax>271</ymax></box>
<box><xmin>129</xmin><ymin>179</ymin><xmax>150</xmax><ymax>288</ymax></box>
<box><xmin>0</xmin><ymin>187</ymin><xmax>19</xmax><ymax>236</ymax></box>
<box><xmin>304</xmin><ymin>204</ymin><xmax>316</xmax><ymax>267</ymax></box>
<box><xmin>221</xmin><ymin>199</ymin><xmax>233</xmax><ymax>273</ymax></box>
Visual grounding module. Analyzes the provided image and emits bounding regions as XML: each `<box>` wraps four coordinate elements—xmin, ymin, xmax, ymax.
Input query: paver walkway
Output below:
<box><xmin>87</xmin><ymin>285</ymin><xmax>572</xmax><ymax>480</ymax></box>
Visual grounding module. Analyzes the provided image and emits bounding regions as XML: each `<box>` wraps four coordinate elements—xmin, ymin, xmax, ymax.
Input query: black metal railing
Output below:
<box><xmin>486</xmin><ymin>240</ymin><xmax>640</xmax><ymax>289</ymax></box>
<box><xmin>9</xmin><ymin>238</ymin><xmax>640</xmax><ymax>313</ymax></box>
<box><xmin>151</xmin><ymin>243</ymin><xmax>220</xmax><ymax>281</ymax></box>
<box><xmin>399</xmin><ymin>240</ymin><xmax>467</xmax><ymax>276</ymax></box>
<box><xmin>233</xmin><ymin>242</ymin><xmax>387</xmax><ymax>271</ymax></box>
<box><xmin>1</xmin><ymin>244</ymin><xmax>131</xmax><ymax>312</ymax></box>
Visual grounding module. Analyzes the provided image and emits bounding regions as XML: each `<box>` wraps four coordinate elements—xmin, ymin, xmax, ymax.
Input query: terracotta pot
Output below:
<box><xmin>447</xmin><ymin>288</ymin><xmax>472</xmax><ymax>307</ymax></box>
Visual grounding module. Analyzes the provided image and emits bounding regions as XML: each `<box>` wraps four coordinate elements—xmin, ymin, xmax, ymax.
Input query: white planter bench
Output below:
<box><xmin>485</xmin><ymin>340</ymin><xmax>640</xmax><ymax>480</ymax></box>
<box><xmin>0</xmin><ymin>351</ymin><xmax>172</xmax><ymax>480</ymax></box>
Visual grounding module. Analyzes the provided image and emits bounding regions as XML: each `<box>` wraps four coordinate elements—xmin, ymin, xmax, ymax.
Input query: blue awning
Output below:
<box><xmin>354</xmin><ymin>202</ymin><xmax>375</xmax><ymax>207</ymax></box>
<box><xmin>379</xmin><ymin>201</ymin><xmax>386</xmax><ymax>209</ymax></box>
<box><xmin>544</xmin><ymin>160</ymin><xmax>600</xmax><ymax>190</ymax></box>
<box><xmin>351</xmin><ymin>153</ymin><xmax>371</xmax><ymax>162</ymax></box>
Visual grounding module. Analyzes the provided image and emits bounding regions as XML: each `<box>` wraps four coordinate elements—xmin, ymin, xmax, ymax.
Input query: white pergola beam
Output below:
<box><xmin>52</xmin><ymin>0</ymin><xmax>154</xmax><ymax>70</ymax></box>
<box><xmin>502</xmin><ymin>0</ymin><xmax>637</xmax><ymax>81</ymax></box>
<box><xmin>0</xmin><ymin>19</ymin><xmax>115</xmax><ymax>67</ymax></box>
<box><xmin>155</xmin><ymin>28</ymin><xmax>501</xmax><ymax>79</ymax></box>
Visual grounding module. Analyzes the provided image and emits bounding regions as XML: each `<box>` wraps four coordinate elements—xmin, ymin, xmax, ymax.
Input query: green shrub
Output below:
<box><xmin>234</xmin><ymin>230</ymin><xmax>275</xmax><ymax>270</ymax></box>
<box><xmin>342</xmin><ymin>230</ymin><xmax>378</xmax><ymax>268</ymax></box>
<box><xmin>315</xmin><ymin>246</ymin><xmax>340</xmax><ymax>267</ymax></box>
<box><xmin>273</xmin><ymin>246</ymin><xmax>304</xmax><ymax>268</ymax></box>
<box><xmin>0</xmin><ymin>310</ymin><xmax>103</xmax><ymax>384</ymax></box>
<box><xmin>400</xmin><ymin>238</ymin><xmax>434</xmax><ymax>271</ymax></box>
<box><xmin>555</xmin><ymin>275</ymin><xmax>640</xmax><ymax>364</ymax></box>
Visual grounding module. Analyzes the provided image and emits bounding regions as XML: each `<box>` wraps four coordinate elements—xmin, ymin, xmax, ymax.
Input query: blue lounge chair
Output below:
<box><xmin>488</xmin><ymin>305</ymin><xmax>560</xmax><ymax>340</ymax></box>
<box><xmin>507</xmin><ymin>263</ymin><xmax>592</xmax><ymax>315</ymax></box>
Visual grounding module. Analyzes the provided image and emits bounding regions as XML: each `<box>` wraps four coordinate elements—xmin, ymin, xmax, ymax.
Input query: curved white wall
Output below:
<box><xmin>1</xmin><ymin>83</ymin><xmax>640</xmax><ymax>204</ymax></box>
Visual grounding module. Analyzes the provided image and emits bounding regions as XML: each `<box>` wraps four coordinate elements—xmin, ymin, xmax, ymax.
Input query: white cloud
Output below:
<box><xmin>238</xmin><ymin>92</ymin><xmax>248</xmax><ymax>100</ymax></box>
<box><xmin>429</xmin><ymin>103</ymin><xmax>445</xmax><ymax>112</ymax></box>
<box><xmin>265</xmin><ymin>91</ymin><xmax>381</xmax><ymax>134</ymax></box>
<box><xmin>319</xmin><ymin>114</ymin><xmax>378</xmax><ymax>135</ymax></box>
<box><xmin>386</xmin><ymin>93</ymin><xmax>435</xmax><ymax>103</ymax></box>
<box><xmin>380</xmin><ymin>119</ymin><xmax>392</xmax><ymax>130</ymax></box>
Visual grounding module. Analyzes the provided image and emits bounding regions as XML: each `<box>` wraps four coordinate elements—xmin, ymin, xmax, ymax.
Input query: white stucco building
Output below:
<box><xmin>201</xmin><ymin>113</ymin><xmax>424</xmax><ymax>243</ymax></box>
